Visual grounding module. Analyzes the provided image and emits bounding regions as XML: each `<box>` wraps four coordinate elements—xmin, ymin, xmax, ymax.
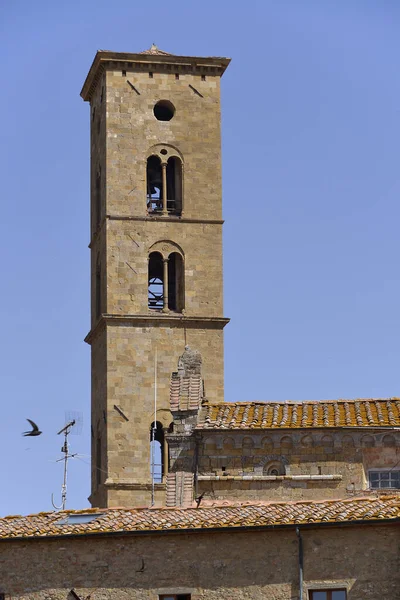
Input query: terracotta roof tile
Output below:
<box><xmin>170</xmin><ymin>373</ymin><xmax>203</xmax><ymax>411</ymax></box>
<box><xmin>198</xmin><ymin>399</ymin><xmax>400</xmax><ymax>429</ymax></box>
<box><xmin>0</xmin><ymin>496</ymin><xmax>399</xmax><ymax>539</ymax></box>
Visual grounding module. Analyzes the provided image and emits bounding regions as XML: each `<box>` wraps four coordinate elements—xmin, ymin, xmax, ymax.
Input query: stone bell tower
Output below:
<box><xmin>81</xmin><ymin>45</ymin><xmax>230</xmax><ymax>508</ymax></box>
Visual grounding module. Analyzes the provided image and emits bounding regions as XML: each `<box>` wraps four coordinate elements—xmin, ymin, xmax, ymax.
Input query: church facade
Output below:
<box><xmin>0</xmin><ymin>45</ymin><xmax>398</xmax><ymax>600</ymax></box>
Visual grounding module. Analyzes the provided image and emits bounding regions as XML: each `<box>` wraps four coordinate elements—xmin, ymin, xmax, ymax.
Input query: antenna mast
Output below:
<box><xmin>51</xmin><ymin>420</ymin><xmax>76</xmax><ymax>510</ymax></box>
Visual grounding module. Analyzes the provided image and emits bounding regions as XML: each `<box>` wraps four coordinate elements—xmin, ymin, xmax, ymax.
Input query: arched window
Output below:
<box><xmin>150</xmin><ymin>421</ymin><xmax>165</xmax><ymax>483</ymax></box>
<box><xmin>166</xmin><ymin>156</ymin><xmax>182</xmax><ymax>215</ymax></box>
<box><xmin>146</xmin><ymin>151</ymin><xmax>183</xmax><ymax>216</ymax></box>
<box><xmin>146</xmin><ymin>155</ymin><xmax>163</xmax><ymax>212</ymax></box>
<box><xmin>95</xmin><ymin>255</ymin><xmax>101</xmax><ymax>319</ymax></box>
<box><xmin>148</xmin><ymin>252</ymin><xmax>164</xmax><ymax>310</ymax></box>
<box><xmin>168</xmin><ymin>252</ymin><xmax>184</xmax><ymax>311</ymax></box>
<box><xmin>148</xmin><ymin>247</ymin><xmax>185</xmax><ymax>313</ymax></box>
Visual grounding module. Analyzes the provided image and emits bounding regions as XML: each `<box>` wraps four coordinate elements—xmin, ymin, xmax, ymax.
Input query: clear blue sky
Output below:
<box><xmin>1</xmin><ymin>0</ymin><xmax>399</xmax><ymax>516</ymax></box>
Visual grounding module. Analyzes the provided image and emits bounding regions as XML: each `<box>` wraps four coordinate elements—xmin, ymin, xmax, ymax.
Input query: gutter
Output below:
<box><xmin>0</xmin><ymin>516</ymin><xmax>399</xmax><ymax>543</ymax></box>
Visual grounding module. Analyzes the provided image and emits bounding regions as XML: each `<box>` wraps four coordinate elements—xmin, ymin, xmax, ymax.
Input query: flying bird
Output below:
<box><xmin>23</xmin><ymin>419</ymin><xmax>42</xmax><ymax>437</ymax></box>
<box><xmin>195</xmin><ymin>491</ymin><xmax>206</xmax><ymax>508</ymax></box>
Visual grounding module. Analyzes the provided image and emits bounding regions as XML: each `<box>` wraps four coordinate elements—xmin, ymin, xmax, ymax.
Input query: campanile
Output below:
<box><xmin>81</xmin><ymin>45</ymin><xmax>230</xmax><ymax>507</ymax></box>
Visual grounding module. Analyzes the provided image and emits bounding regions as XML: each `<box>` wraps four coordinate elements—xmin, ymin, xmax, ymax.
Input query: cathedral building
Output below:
<box><xmin>0</xmin><ymin>45</ymin><xmax>398</xmax><ymax>600</ymax></box>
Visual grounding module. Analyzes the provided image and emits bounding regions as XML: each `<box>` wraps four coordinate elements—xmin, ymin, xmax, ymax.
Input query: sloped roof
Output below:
<box><xmin>1</xmin><ymin>496</ymin><xmax>399</xmax><ymax>540</ymax></box>
<box><xmin>198</xmin><ymin>398</ymin><xmax>400</xmax><ymax>430</ymax></box>
<box><xmin>170</xmin><ymin>373</ymin><xmax>203</xmax><ymax>411</ymax></box>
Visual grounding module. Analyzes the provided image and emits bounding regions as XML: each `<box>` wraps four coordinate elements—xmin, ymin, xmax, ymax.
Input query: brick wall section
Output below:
<box><xmin>0</xmin><ymin>524</ymin><xmax>398</xmax><ymax>599</ymax></box>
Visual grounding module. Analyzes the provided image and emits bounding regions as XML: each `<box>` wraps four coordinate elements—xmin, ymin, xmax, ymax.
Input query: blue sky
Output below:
<box><xmin>1</xmin><ymin>0</ymin><xmax>399</xmax><ymax>516</ymax></box>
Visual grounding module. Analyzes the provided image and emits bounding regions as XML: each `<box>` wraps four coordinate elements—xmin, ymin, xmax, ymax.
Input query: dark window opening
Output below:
<box><xmin>201</xmin><ymin>74</ymin><xmax>206</xmax><ymax>81</ymax></box>
<box><xmin>150</xmin><ymin>421</ymin><xmax>164</xmax><ymax>483</ymax></box>
<box><xmin>175</xmin><ymin>73</ymin><xmax>179</xmax><ymax>80</ymax></box>
<box><xmin>95</xmin><ymin>258</ymin><xmax>101</xmax><ymax>320</ymax></box>
<box><xmin>369</xmin><ymin>470</ymin><xmax>400</xmax><ymax>489</ymax></box>
<box><xmin>154</xmin><ymin>100</ymin><xmax>175</xmax><ymax>121</ymax></box>
<box><xmin>149</xmin><ymin>72</ymin><xmax>153</xmax><ymax>78</ymax></box>
<box><xmin>309</xmin><ymin>590</ymin><xmax>347</xmax><ymax>600</ymax></box>
<box><xmin>168</xmin><ymin>252</ymin><xmax>184</xmax><ymax>312</ymax></box>
<box><xmin>147</xmin><ymin>155</ymin><xmax>163</xmax><ymax>212</ymax></box>
<box><xmin>166</xmin><ymin>156</ymin><xmax>182</xmax><ymax>215</ymax></box>
<box><xmin>148</xmin><ymin>252</ymin><xmax>164</xmax><ymax>310</ymax></box>
<box><xmin>122</xmin><ymin>70</ymin><xmax>126</xmax><ymax>77</ymax></box>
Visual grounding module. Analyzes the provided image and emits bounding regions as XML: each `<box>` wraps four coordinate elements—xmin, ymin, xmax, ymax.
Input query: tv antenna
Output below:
<box><xmin>51</xmin><ymin>414</ymin><xmax>82</xmax><ymax>510</ymax></box>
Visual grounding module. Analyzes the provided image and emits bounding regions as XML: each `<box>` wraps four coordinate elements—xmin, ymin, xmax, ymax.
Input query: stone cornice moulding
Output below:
<box><xmin>85</xmin><ymin>314</ymin><xmax>230</xmax><ymax>344</ymax></box>
<box><xmin>81</xmin><ymin>51</ymin><xmax>231</xmax><ymax>102</ymax></box>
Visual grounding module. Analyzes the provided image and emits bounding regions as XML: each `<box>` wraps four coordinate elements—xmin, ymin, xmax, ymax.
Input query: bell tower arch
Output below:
<box><xmin>81</xmin><ymin>45</ymin><xmax>230</xmax><ymax>508</ymax></box>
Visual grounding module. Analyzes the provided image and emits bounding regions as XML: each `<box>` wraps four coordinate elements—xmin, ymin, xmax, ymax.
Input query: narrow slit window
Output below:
<box><xmin>148</xmin><ymin>252</ymin><xmax>164</xmax><ymax>310</ymax></box>
<box><xmin>150</xmin><ymin>421</ymin><xmax>164</xmax><ymax>483</ymax></box>
<box><xmin>168</xmin><ymin>252</ymin><xmax>184</xmax><ymax>312</ymax></box>
<box><xmin>166</xmin><ymin>156</ymin><xmax>182</xmax><ymax>215</ymax></box>
<box><xmin>147</xmin><ymin>156</ymin><xmax>163</xmax><ymax>213</ymax></box>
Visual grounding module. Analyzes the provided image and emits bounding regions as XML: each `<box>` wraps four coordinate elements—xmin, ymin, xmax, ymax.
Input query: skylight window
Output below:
<box><xmin>57</xmin><ymin>513</ymin><xmax>103</xmax><ymax>525</ymax></box>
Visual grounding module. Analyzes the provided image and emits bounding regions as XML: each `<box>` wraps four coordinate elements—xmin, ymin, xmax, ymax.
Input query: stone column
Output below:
<box><xmin>161</xmin><ymin>162</ymin><xmax>167</xmax><ymax>215</ymax></box>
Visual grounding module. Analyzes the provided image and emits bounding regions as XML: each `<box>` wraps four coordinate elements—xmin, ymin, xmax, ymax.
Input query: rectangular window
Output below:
<box><xmin>159</xmin><ymin>595</ymin><xmax>191</xmax><ymax>600</ymax></box>
<box><xmin>309</xmin><ymin>591</ymin><xmax>346</xmax><ymax>600</ymax></box>
<box><xmin>369</xmin><ymin>470</ymin><xmax>400</xmax><ymax>489</ymax></box>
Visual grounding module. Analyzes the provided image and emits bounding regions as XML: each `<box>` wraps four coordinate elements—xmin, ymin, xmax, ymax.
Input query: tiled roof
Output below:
<box><xmin>170</xmin><ymin>373</ymin><xmax>203</xmax><ymax>411</ymax></box>
<box><xmin>139</xmin><ymin>44</ymin><xmax>173</xmax><ymax>56</ymax></box>
<box><xmin>198</xmin><ymin>399</ymin><xmax>400</xmax><ymax>429</ymax></box>
<box><xmin>1</xmin><ymin>496</ymin><xmax>399</xmax><ymax>539</ymax></box>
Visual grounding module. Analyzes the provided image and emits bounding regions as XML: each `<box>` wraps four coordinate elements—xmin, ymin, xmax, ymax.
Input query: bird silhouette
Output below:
<box><xmin>195</xmin><ymin>491</ymin><xmax>206</xmax><ymax>508</ymax></box>
<box><xmin>23</xmin><ymin>419</ymin><xmax>42</xmax><ymax>437</ymax></box>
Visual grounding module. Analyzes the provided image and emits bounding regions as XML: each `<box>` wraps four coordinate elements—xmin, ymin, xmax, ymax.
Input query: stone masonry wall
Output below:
<box><xmin>0</xmin><ymin>524</ymin><xmax>397</xmax><ymax>599</ymax></box>
<box><xmin>193</xmin><ymin>429</ymin><xmax>400</xmax><ymax>502</ymax></box>
<box><xmin>87</xmin><ymin>61</ymin><xmax>228</xmax><ymax>508</ymax></box>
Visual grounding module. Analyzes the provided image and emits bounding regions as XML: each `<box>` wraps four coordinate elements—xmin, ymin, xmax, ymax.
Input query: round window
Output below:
<box><xmin>154</xmin><ymin>100</ymin><xmax>175</xmax><ymax>121</ymax></box>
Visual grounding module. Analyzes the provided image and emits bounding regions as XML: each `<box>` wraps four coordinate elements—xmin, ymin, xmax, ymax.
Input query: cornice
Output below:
<box><xmin>81</xmin><ymin>51</ymin><xmax>231</xmax><ymax>102</ymax></box>
<box><xmin>88</xmin><ymin>215</ymin><xmax>224</xmax><ymax>248</ymax></box>
<box><xmin>85</xmin><ymin>313</ymin><xmax>230</xmax><ymax>344</ymax></box>
<box><xmin>104</xmin><ymin>479</ymin><xmax>166</xmax><ymax>491</ymax></box>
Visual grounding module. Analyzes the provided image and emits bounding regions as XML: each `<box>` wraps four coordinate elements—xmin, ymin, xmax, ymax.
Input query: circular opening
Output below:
<box><xmin>160</xmin><ymin>149</ymin><xmax>168</xmax><ymax>155</ymax></box>
<box><xmin>154</xmin><ymin>100</ymin><xmax>175</xmax><ymax>121</ymax></box>
<box><xmin>269</xmin><ymin>468</ymin><xmax>279</xmax><ymax>476</ymax></box>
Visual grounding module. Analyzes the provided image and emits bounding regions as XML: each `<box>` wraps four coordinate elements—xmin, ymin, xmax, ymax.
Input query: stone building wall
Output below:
<box><xmin>167</xmin><ymin>412</ymin><xmax>400</xmax><ymax>503</ymax></box>
<box><xmin>0</xmin><ymin>524</ymin><xmax>397</xmax><ymax>599</ymax></box>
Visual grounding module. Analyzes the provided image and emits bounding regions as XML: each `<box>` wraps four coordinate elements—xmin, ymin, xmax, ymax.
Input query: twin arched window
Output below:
<box><xmin>148</xmin><ymin>249</ymin><xmax>184</xmax><ymax>312</ymax></box>
<box><xmin>146</xmin><ymin>148</ymin><xmax>183</xmax><ymax>216</ymax></box>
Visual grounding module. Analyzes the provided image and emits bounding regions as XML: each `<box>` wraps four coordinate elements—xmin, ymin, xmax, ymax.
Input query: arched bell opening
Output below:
<box><xmin>150</xmin><ymin>421</ymin><xmax>165</xmax><ymax>483</ymax></box>
<box><xmin>166</xmin><ymin>156</ymin><xmax>182</xmax><ymax>215</ymax></box>
<box><xmin>148</xmin><ymin>252</ymin><xmax>164</xmax><ymax>310</ymax></box>
<box><xmin>168</xmin><ymin>252</ymin><xmax>185</xmax><ymax>312</ymax></box>
<box><xmin>146</xmin><ymin>155</ymin><xmax>163</xmax><ymax>213</ymax></box>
